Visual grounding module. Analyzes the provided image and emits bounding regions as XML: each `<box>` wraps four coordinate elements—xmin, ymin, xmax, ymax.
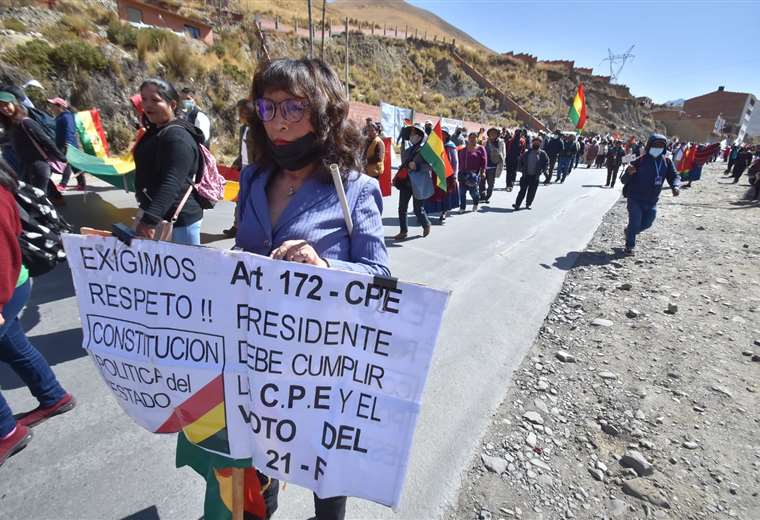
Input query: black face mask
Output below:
<box><xmin>266</xmin><ymin>132</ymin><xmax>321</xmax><ymax>171</ymax></box>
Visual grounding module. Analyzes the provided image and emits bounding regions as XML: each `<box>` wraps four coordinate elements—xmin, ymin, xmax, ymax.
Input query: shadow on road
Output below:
<box><xmin>119</xmin><ymin>506</ymin><xmax>162</xmax><ymax>520</ymax></box>
<box><xmin>582</xmin><ymin>184</ymin><xmax>607</xmax><ymax>188</ymax></box>
<box><xmin>478</xmin><ymin>206</ymin><xmax>515</xmax><ymax>213</ymax></box>
<box><xmin>0</xmin><ymin>327</ymin><xmax>85</xmax><ymax>390</ymax></box>
<box><xmin>550</xmin><ymin>248</ymin><xmax>625</xmax><ymax>271</ymax></box>
<box><xmin>58</xmin><ymin>192</ymin><xmax>138</xmax><ymax>233</ymax></box>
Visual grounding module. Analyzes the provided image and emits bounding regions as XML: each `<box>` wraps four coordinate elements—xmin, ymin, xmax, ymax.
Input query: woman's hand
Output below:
<box><xmin>271</xmin><ymin>240</ymin><xmax>328</xmax><ymax>268</ymax></box>
<box><xmin>135</xmin><ymin>221</ymin><xmax>156</xmax><ymax>240</ymax></box>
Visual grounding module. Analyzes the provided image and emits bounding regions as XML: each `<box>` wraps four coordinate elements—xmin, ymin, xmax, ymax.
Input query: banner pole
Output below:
<box><xmin>231</xmin><ymin>468</ymin><xmax>245</xmax><ymax>520</ymax></box>
<box><xmin>329</xmin><ymin>164</ymin><xmax>353</xmax><ymax>234</ymax></box>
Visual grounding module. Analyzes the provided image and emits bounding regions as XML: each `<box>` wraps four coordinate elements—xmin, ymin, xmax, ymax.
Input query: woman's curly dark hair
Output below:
<box><xmin>249</xmin><ymin>58</ymin><xmax>363</xmax><ymax>182</ymax></box>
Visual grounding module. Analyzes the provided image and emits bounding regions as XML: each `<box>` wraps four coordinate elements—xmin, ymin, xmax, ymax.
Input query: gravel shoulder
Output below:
<box><xmin>451</xmin><ymin>163</ymin><xmax>760</xmax><ymax>520</ymax></box>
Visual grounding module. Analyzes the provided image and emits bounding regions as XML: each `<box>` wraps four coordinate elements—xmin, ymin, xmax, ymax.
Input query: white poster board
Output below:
<box><xmin>380</xmin><ymin>102</ymin><xmax>413</xmax><ymax>143</ymax></box>
<box><xmin>62</xmin><ymin>235</ymin><xmax>449</xmax><ymax>508</ymax></box>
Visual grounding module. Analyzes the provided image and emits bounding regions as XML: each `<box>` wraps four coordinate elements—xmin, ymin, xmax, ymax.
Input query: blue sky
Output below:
<box><xmin>407</xmin><ymin>0</ymin><xmax>760</xmax><ymax>103</ymax></box>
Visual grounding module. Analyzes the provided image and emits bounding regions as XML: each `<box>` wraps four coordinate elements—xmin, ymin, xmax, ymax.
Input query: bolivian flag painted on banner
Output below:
<box><xmin>419</xmin><ymin>120</ymin><xmax>453</xmax><ymax>190</ymax></box>
<box><xmin>156</xmin><ymin>374</ymin><xmax>230</xmax><ymax>454</ymax></box>
<box><xmin>568</xmin><ymin>83</ymin><xmax>587</xmax><ymax>130</ymax></box>
<box><xmin>75</xmin><ymin>109</ymin><xmax>110</xmax><ymax>157</ymax></box>
<box><xmin>66</xmin><ymin>145</ymin><xmax>136</xmax><ymax>191</ymax></box>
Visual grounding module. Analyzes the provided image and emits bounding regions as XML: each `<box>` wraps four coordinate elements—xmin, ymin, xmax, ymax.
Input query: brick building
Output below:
<box><xmin>682</xmin><ymin>87</ymin><xmax>756</xmax><ymax>142</ymax></box>
<box><xmin>116</xmin><ymin>0</ymin><xmax>214</xmax><ymax>45</ymax></box>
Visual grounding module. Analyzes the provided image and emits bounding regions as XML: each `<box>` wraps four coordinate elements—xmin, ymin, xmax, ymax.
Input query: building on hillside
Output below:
<box><xmin>116</xmin><ymin>0</ymin><xmax>214</xmax><ymax>45</ymax></box>
<box><xmin>682</xmin><ymin>87</ymin><xmax>756</xmax><ymax>142</ymax></box>
<box><xmin>652</xmin><ymin>86</ymin><xmax>757</xmax><ymax>143</ymax></box>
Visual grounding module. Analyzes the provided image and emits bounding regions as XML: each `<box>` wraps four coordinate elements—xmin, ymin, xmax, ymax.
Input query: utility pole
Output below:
<box><xmin>307</xmin><ymin>0</ymin><xmax>314</xmax><ymax>58</ymax></box>
<box><xmin>320</xmin><ymin>0</ymin><xmax>326</xmax><ymax>58</ymax></box>
<box><xmin>344</xmin><ymin>17</ymin><xmax>349</xmax><ymax>100</ymax></box>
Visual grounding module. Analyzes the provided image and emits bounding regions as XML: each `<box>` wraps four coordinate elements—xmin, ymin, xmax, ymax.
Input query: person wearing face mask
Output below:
<box><xmin>513</xmin><ymin>136</ymin><xmax>549</xmax><ymax>210</ymax></box>
<box><xmin>393</xmin><ymin>124</ymin><xmax>432</xmax><ymax>240</ymax></box>
<box><xmin>620</xmin><ymin>133</ymin><xmax>680</xmax><ymax>255</ymax></box>
<box><xmin>133</xmin><ymin>79</ymin><xmax>206</xmax><ymax>245</ymax></box>
<box><xmin>176</xmin><ymin>58</ymin><xmax>388</xmax><ymax>520</ymax></box>
<box><xmin>180</xmin><ymin>87</ymin><xmax>212</xmax><ymax>147</ymax></box>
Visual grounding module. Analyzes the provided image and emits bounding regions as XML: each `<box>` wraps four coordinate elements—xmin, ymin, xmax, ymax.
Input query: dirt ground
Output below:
<box><xmin>451</xmin><ymin>162</ymin><xmax>760</xmax><ymax>520</ymax></box>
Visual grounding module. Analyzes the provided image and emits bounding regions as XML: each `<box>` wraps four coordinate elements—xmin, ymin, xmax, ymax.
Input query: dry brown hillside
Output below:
<box><xmin>240</xmin><ymin>0</ymin><xmax>489</xmax><ymax>52</ymax></box>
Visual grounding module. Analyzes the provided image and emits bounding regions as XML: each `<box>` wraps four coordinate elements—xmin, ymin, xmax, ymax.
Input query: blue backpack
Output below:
<box><xmin>26</xmin><ymin>106</ymin><xmax>57</xmax><ymax>142</ymax></box>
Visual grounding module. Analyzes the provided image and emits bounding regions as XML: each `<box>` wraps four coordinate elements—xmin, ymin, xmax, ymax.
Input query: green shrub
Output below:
<box><xmin>3</xmin><ymin>18</ymin><xmax>27</xmax><ymax>32</ymax></box>
<box><xmin>61</xmin><ymin>14</ymin><xmax>92</xmax><ymax>37</ymax></box>
<box><xmin>208</xmin><ymin>42</ymin><xmax>226</xmax><ymax>58</ymax></box>
<box><xmin>3</xmin><ymin>40</ymin><xmax>53</xmax><ymax>77</ymax></box>
<box><xmin>160</xmin><ymin>37</ymin><xmax>192</xmax><ymax>80</ymax></box>
<box><xmin>49</xmin><ymin>42</ymin><xmax>108</xmax><ymax>73</ymax></box>
<box><xmin>137</xmin><ymin>28</ymin><xmax>175</xmax><ymax>62</ymax></box>
<box><xmin>107</xmin><ymin>19</ymin><xmax>138</xmax><ymax>49</ymax></box>
<box><xmin>106</xmin><ymin>121</ymin><xmax>134</xmax><ymax>155</ymax></box>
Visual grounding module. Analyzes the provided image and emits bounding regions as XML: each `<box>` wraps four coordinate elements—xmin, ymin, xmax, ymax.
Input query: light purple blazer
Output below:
<box><xmin>235</xmin><ymin>164</ymin><xmax>390</xmax><ymax>277</ymax></box>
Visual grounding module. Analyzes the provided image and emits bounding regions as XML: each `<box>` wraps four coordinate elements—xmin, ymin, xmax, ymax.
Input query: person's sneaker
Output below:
<box><xmin>0</xmin><ymin>425</ymin><xmax>32</xmax><ymax>467</ymax></box>
<box><xmin>422</xmin><ymin>225</ymin><xmax>431</xmax><ymax>238</ymax></box>
<box><xmin>506</xmin><ymin>186</ymin><xmax>513</xmax><ymax>192</ymax></box>
<box><xmin>222</xmin><ymin>225</ymin><xmax>237</xmax><ymax>238</ymax></box>
<box><xmin>17</xmin><ymin>393</ymin><xmax>76</xmax><ymax>428</ymax></box>
<box><xmin>56</xmin><ymin>183</ymin><xmax>68</xmax><ymax>191</ymax></box>
<box><xmin>512</xmin><ymin>203</ymin><xmax>519</xmax><ymax>210</ymax></box>
<box><xmin>392</xmin><ymin>232</ymin><xmax>407</xmax><ymax>241</ymax></box>
<box><xmin>624</xmin><ymin>247</ymin><xmax>635</xmax><ymax>256</ymax></box>
<box><xmin>472</xmin><ymin>203</ymin><xmax>479</xmax><ymax>212</ymax></box>
<box><xmin>525</xmin><ymin>205</ymin><xmax>532</xmax><ymax>210</ymax></box>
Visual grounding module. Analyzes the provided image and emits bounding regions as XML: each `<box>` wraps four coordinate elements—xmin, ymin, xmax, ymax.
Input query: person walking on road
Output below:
<box><xmin>555</xmin><ymin>133</ymin><xmax>575</xmax><ymax>183</ymax></box>
<box><xmin>133</xmin><ymin>79</ymin><xmax>206</xmax><ymax>246</ymax></box>
<box><xmin>731</xmin><ymin>145</ymin><xmax>754</xmax><ymax>183</ymax></box>
<box><xmin>394</xmin><ymin>123</ymin><xmax>432</xmax><ymax>239</ymax></box>
<box><xmin>504</xmin><ymin>128</ymin><xmax>524</xmax><ymax>191</ymax></box>
<box><xmin>620</xmin><ymin>133</ymin><xmax>680</xmax><ymax>255</ymax></box>
<box><xmin>0</xmin><ymin>159</ymin><xmax>75</xmax><ymax>467</ymax></box>
<box><xmin>180</xmin><ymin>87</ymin><xmax>212</xmax><ymax>147</ymax></box>
<box><xmin>544</xmin><ymin>130</ymin><xmax>561</xmax><ymax>184</ymax></box>
<box><xmin>605</xmin><ymin>140</ymin><xmax>625</xmax><ymax>188</ymax></box>
<box><xmin>47</xmin><ymin>97</ymin><xmax>86</xmax><ymax>191</ymax></box>
<box><xmin>424</xmin><ymin>127</ymin><xmax>459</xmax><ymax>224</ymax></box>
<box><xmin>458</xmin><ymin>131</ymin><xmax>487</xmax><ymax>212</ymax></box>
<box><xmin>482</xmin><ymin>127</ymin><xmax>504</xmax><ymax>203</ymax></box>
<box><xmin>513</xmin><ymin>135</ymin><xmax>548</xmax><ymax>210</ymax></box>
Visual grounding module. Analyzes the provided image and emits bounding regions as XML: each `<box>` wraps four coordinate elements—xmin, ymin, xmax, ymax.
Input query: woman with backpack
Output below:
<box><xmin>133</xmin><ymin>79</ymin><xmax>206</xmax><ymax>246</ymax></box>
<box><xmin>0</xmin><ymin>91</ymin><xmax>66</xmax><ymax>204</ymax></box>
<box><xmin>0</xmin><ymin>158</ymin><xmax>75</xmax><ymax>467</ymax></box>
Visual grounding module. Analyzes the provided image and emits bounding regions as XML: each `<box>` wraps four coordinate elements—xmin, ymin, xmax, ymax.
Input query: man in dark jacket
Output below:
<box><xmin>544</xmin><ymin>130</ymin><xmax>562</xmax><ymax>184</ymax></box>
<box><xmin>513</xmin><ymin>136</ymin><xmax>549</xmax><ymax>210</ymax></box>
<box><xmin>604</xmin><ymin>140</ymin><xmax>625</xmax><ymax>188</ymax></box>
<box><xmin>621</xmin><ymin>133</ymin><xmax>680</xmax><ymax>255</ymax></box>
<box><xmin>731</xmin><ymin>145</ymin><xmax>754</xmax><ymax>183</ymax></box>
<box><xmin>555</xmin><ymin>133</ymin><xmax>576</xmax><ymax>183</ymax></box>
<box><xmin>504</xmin><ymin>128</ymin><xmax>524</xmax><ymax>191</ymax></box>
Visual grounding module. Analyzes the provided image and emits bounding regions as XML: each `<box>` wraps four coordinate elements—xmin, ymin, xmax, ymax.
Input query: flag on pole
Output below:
<box><xmin>75</xmin><ymin>109</ymin><xmax>110</xmax><ymax>157</ymax></box>
<box><xmin>568</xmin><ymin>83</ymin><xmax>587</xmax><ymax>130</ymax></box>
<box><xmin>419</xmin><ymin>120</ymin><xmax>453</xmax><ymax>191</ymax></box>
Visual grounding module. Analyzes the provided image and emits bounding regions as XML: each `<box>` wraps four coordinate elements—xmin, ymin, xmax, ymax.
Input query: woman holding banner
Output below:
<box><xmin>177</xmin><ymin>58</ymin><xmax>390</xmax><ymax>520</ymax></box>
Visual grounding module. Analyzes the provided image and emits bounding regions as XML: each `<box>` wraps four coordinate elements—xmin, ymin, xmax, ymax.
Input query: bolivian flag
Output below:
<box><xmin>75</xmin><ymin>109</ymin><xmax>110</xmax><ymax>157</ymax></box>
<box><xmin>66</xmin><ymin>145</ymin><xmax>136</xmax><ymax>191</ymax></box>
<box><xmin>419</xmin><ymin>120</ymin><xmax>453</xmax><ymax>191</ymax></box>
<box><xmin>568</xmin><ymin>83</ymin><xmax>587</xmax><ymax>130</ymax></box>
<box><xmin>156</xmin><ymin>374</ymin><xmax>230</xmax><ymax>454</ymax></box>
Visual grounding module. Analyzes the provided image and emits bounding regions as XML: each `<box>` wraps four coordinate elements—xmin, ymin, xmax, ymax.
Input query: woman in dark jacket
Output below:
<box><xmin>0</xmin><ymin>91</ymin><xmax>66</xmax><ymax>202</ymax></box>
<box><xmin>133</xmin><ymin>79</ymin><xmax>205</xmax><ymax>245</ymax></box>
<box><xmin>393</xmin><ymin>123</ymin><xmax>432</xmax><ymax>240</ymax></box>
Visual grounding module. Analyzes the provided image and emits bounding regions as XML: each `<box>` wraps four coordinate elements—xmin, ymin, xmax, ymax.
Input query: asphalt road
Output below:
<box><xmin>0</xmin><ymin>166</ymin><xmax>620</xmax><ymax>520</ymax></box>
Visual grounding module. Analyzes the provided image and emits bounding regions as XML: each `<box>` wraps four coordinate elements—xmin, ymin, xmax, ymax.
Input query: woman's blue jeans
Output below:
<box><xmin>0</xmin><ymin>281</ymin><xmax>66</xmax><ymax>437</ymax></box>
<box><xmin>172</xmin><ymin>219</ymin><xmax>202</xmax><ymax>246</ymax></box>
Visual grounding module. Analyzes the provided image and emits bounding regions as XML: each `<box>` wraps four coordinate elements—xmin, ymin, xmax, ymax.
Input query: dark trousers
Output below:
<box><xmin>725</xmin><ymin>156</ymin><xmax>735</xmax><ymax>172</ymax></box>
<box><xmin>732</xmin><ymin>165</ymin><xmax>748</xmax><ymax>181</ymax></box>
<box><xmin>574</xmin><ymin>152</ymin><xmax>581</xmax><ymax>168</ymax></box>
<box><xmin>24</xmin><ymin>160</ymin><xmax>62</xmax><ymax>200</ymax></box>
<box><xmin>458</xmin><ymin>172</ymin><xmax>480</xmax><ymax>209</ymax></box>
<box><xmin>505</xmin><ymin>159</ymin><xmax>518</xmax><ymax>188</ymax></box>
<box><xmin>0</xmin><ymin>281</ymin><xmax>67</xmax><ymax>437</ymax></box>
<box><xmin>625</xmin><ymin>198</ymin><xmax>657</xmax><ymax>249</ymax></box>
<box><xmin>514</xmin><ymin>174</ymin><xmax>540</xmax><ymax>208</ymax></box>
<box><xmin>556</xmin><ymin>156</ymin><xmax>572</xmax><ymax>182</ymax></box>
<box><xmin>546</xmin><ymin>154</ymin><xmax>557</xmax><ymax>183</ymax></box>
<box><xmin>480</xmin><ymin>167</ymin><xmax>496</xmax><ymax>201</ymax></box>
<box><xmin>398</xmin><ymin>185</ymin><xmax>430</xmax><ymax>232</ymax></box>
<box><xmin>60</xmin><ymin>164</ymin><xmax>86</xmax><ymax>188</ymax></box>
<box><xmin>606</xmin><ymin>165</ymin><xmax>620</xmax><ymax>187</ymax></box>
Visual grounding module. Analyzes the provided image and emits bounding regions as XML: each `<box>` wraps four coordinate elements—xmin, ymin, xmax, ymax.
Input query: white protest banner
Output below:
<box><xmin>62</xmin><ymin>234</ymin><xmax>449</xmax><ymax>508</ymax></box>
<box><xmin>622</xmin><ymin>153</ymin><xmax>636</xmax><ymax>164</ymax></box>
<box><xmin>380</xmin><ymin>102</ymin><xmax>413</xmax><ymax>143</ymax></box>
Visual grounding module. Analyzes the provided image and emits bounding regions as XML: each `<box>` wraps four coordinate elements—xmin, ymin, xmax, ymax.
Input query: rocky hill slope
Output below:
<box><xmin>0</xmin><ymin>0</ymin><xmax>657</xmax><ymax>160</ymax></box>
